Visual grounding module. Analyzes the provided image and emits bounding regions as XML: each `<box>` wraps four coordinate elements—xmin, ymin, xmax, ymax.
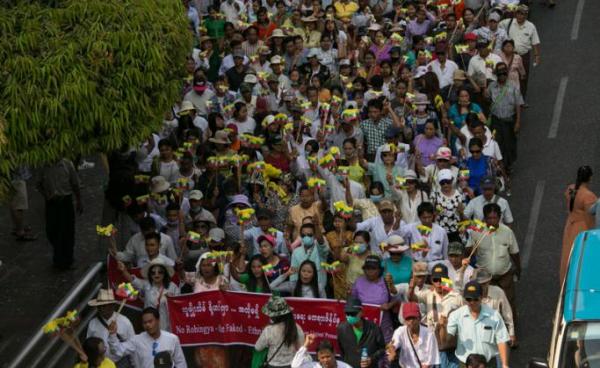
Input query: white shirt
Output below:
<box><xmin>391</xmin><ymin>325</ymin><xmax>440</xmax><ymax>367</ymax></box>
<box><xmin>404</xmin><ymin>222</ymin><xmax>449</xmax><ymax>265</ymax></box>
<box><xmin>427</xmin><ymin>59</ymin><xmax>459</xmax><ymax>89</ymax></box>
<box><xmin>117</xmin><ymin>232</ymin><xmax>177</xmax><ymax>267</ymax></box>
<box><xmin>374</xmin><ymin>143</ymin><xmax>411</xmax><ymax>171</ymax></box>
<box><xmin>87</xmin><ymin>312</ymin><xmax>135</xmax><ymax>363</ymax></box>
<box><xmin>183</xmin><ymin>89</ymin><xmax>215</xmax><ymax>117</ymax></box>
<box><xmin>318</xmin><ymin>167</ymin><xmax>366</xmax><ymax>213</ymax></box>
<box><xmin>455</xmin><ymin>125</ymin><xmax>493</xmax><ymax>155</ymax></box>
<box><xmin>499</xmin><ymin>18</ymin><xmax>540</xmax><ymax>55</ymax></box>
<box><xmin>228</xmin><ymin>117</ymin><xmax>256</xmax><ymax>135</ymax></box>
<box><xmin>464</xmin><ymin>194</ymin><xmax>514</xmax><ymax>224</ymax></box>
<box><xmin>356</xmin><ymin>216</ymin><xmax>407</xmax><ymax>256</ymax></box>
<box><xmin>291</xmin><ymin>346</ymin><xmax>353</xmax><ymax>368</ymax></box>
<box><xmin>220</xmin><ymin>0</ymin><xmax>246</xmax><ymax>23</ymax></box>
<box><xmin>468</xmin><ymin>53</ymin><xmax>503</xmax><ymax>82</ymax></box>
<box><xmin>439</xmin><ymin>260</ymin><xmax>475</xmax><ymax>293</ymax></box>
<box><xmin>108</xmin><ymin>330</ymin><xmax>187</xmax><ymax>368</ymax></box>
<box><xmin>136</xmin><ymin>134</ymin><xmax>160</xmax><ymax>173</ymax></box>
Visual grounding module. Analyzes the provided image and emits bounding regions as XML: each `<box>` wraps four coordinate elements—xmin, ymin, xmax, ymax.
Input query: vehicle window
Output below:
<box><xmin>561</xmin><ymin>322</ymin><xmax>600</xmax><ymax>368</ymax></box>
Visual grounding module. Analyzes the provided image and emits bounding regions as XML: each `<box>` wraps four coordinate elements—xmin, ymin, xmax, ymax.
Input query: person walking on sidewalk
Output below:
<box><xmin>38</xmin><ymin>157</ymin><xmax>82</xmax><ymax>270</ymax></box>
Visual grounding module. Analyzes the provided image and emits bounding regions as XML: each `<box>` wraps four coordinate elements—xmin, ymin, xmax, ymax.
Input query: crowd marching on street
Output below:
<box><xmin>10</xmin><ymin>0</ymin><xmax>600</xmax><ymax>367</ymax></box>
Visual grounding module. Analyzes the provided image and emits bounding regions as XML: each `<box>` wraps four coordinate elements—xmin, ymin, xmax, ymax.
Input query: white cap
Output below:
<box><xmin>270</xmin><ymin>55</ymin><xmax>283</xmax><ymax>65</ymax></box>
<box><xmin>189</xmin><ymin>190</ymin><xmax>203</xmax><ymax>200</ymax></box>
<box><xmin>244</xmin><ymin>74</ymin><xmax>258</xmax><ymax>84</ymax></box>
<box><xmin>414</xmin><ymin>66</ymin><xmax>429</xmax><ymax>79</ymax></box>
<box><xmin>208</xmin><ymin>228</ymin><xmax>225</xmax><ymax>242</ymax></box>
<box><xmin>438</xmin><ymin>168</ymin><xmax>454</xmax><ymax>183</ymax></box>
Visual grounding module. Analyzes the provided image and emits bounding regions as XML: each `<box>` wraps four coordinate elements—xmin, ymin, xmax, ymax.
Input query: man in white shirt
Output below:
<box><xmin>356</xmin><ymin>199</ymin><xmax>406</xmax><ymax>255</ymax></box>
<box><xmin>439</xmin><ymin>242</ymin><xmax>474</xmax><ymax>293</ymax></box>
<box><xmin>183</xmin><ymin>78</ymin><xmax>215</xmax><ymax>118</ymax></box>
<box><xmin>403</xmin><ymin>202</ymin><xmax>449</xmax><ymax>266</ymax></box>
<box><xmin>116</xmin><ymin>217</ymin><xmax>177</xmax><ymax>267</ymax></box>
<box><xmin>388</xmin><ymin>302</ymin><xmax>440</xmax><ymax>367</ymax></box>
<box><xmin>464</xmin><ymin>177</ymin><xmax>513</xmax><ymax>225</ymax></box>
<box><xmin>108</xmin><ymin>307</ymin><xmax>187</xmax><ymax>368</ymax></box>
<box><xmin>292</xmin><ymin>334</ymin><xmax>352</xmax><ymax>368</ymax></box>
<box><xmin>427</xmin><ymin>45</ymin><xmax>459</xmax><ymax>89</ymax></box>
<box><xmin>87</xmin><ymin>289</ymin><xmax>135</xmax><ymax>366</ymax></box>
<box><xmin>468</xmin><ymin>41</ymin><xmax>503</xmax><ymax>86</ymax></box>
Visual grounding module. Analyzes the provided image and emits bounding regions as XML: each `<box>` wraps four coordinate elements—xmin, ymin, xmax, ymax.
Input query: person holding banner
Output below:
<box><xmin>107</xmin><ymin>307</ymin><xmax>187</xmax><ymax>368</ymax></box>
<box><xmin>291</xmin><ymin>334</ymin><xmax>352</xmax><ymax>368</ymax></box>
<box><xmin>256</xmin><ymin>296</ymin><xmax>305</xmax><ymax>368</ymax></box>
<box><xmin>117</xmin><ymin>256</ymin><xmax>179</xmax><ymax>331</ymax></box>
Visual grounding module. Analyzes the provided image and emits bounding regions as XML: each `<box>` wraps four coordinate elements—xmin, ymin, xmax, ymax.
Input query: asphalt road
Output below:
<box><xmin>0</xmin><ymin>1</ymin><xmax>599</xmax><ymax>366</ymax></box>
<box><xmin>509</xmin><ymin>0</ymin><xmax>600</xmax><ymax>365</ymax></box>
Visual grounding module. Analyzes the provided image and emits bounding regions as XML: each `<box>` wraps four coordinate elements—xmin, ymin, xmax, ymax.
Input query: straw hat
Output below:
<box><xmin>209</xmin><ymin>130</ymin><xmax>232</xmax><ymax>145</ymax></box>
<box><xmin>179</xmin><ymin>100</ymin><xmax>196</xmax><ymax>116</ymax></box>
<box><xmin>88</xmin><ymin>289</ymin><xmax>118</xmax><ymax>307</ymax></box>
<box><xmin>269</xmin><ymin>29</ymin><xmax>286</xmax><ymax>38</ymax></box>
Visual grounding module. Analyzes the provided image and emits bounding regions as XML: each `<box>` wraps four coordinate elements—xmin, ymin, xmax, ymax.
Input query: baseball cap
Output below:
<box><xmin>464</xmin><ymin>32</ymin><xmax>477</xmax><ymax>41</ymax></box>
<box><xmin>448</xmin><ymin>241</ymin><xmax>465</xmax><ymax>256</ymax></box>
<box><xmin>481</xmin><ymin>176</ymin><xmax>496</xmax><ymax>189</ymax></box>
<box><xmin>463</xmin><ymin>281</ymin><xmax>483</xmax><ymax>299</ymax></box>
<box><xmin>378</xmin><ymin>199</ymin><xmax>395</xmax><ymax>212</ymax></box>
<box><xmin>362</xmin><ymin>255</ymin><xmax>382</xmax><ymax>270</ymax></box>
<box><xmin>438</xmin><ymin>168</ymin><xmax>454</xmax><ymax>183</ymax></box>
<box><xmin>339</xmin><ymin>59</ymin><xmax>351</xmax><ymax>66</ymax></box>
<box><xmin>257</xmin><ymin>234</ymin><xmax>276</xmax><ymax>247</ymax></box>
<box><xmin>344</xmin><ymin>297</ymin><xmax>363</xmax><ymax>314</ymax></box>
<box><xmin>488</xmin><ymin>12</ymin><xmax>501</xmax><ymax>22</ymax></box>
<box><xmin>475</xmin><ymin>268</ymin><xmax>493</xmax><ymax>284</ymax></box>
<box><xmin>307</xmin><ymin>48</ymin><xmax>320</xmax><ymax>59</ymax></box>
<box><xmin>431</xmin><ymin>263</ymin><xmax>449</xmax><ymax>279</ymax></box>
<box><xmin>208</xmin><ymin>228</ymin><xmax>225</xmax><ymax>242</ymax></box>
<box><xmin>232</xmin><ymin>50</ymin><xmax>245</xmax><ymax>59</ymax></box>
<box><xmin>270</xmin><ymin>55</ymin><xmax>283</xmax><ymax>65</ymax></box>
<box><xmin>436</xmin><ymin>146</ymin><xmax>452</xmax><ymax>161</ymax></box>
<box><xmin>405</xmin><ymin>169</ymin><xmax>418</xmax><ymax>180</ymax></box>
<box><xmin>402</xmin><ymin>302</ymin><xmax>421</xmax><ymax>320</ymax></box>
<box><xmin>189</xmin><ymin>190</ymin><xmax>203</xmax><ymax>201</ymax></box>
<box><xmin>412</xmin><ymin>261</ymin><xmax>429</xmax><ymax>276</ymax></box>
<box><xmin>244</xmin><ymin>74</ymin><xmax>258</xmax><ymax>84</ymax></box>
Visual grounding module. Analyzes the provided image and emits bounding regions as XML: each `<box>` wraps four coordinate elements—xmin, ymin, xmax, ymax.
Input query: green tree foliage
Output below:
<box><xmin>0</xmin><ymin>0</ymin><xmax>193</xmax><ymax>198</ymax></box>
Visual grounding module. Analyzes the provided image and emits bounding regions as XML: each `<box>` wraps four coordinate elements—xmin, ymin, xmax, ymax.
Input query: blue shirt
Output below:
<box><xmin>466</xmin><ymin>155</ymin><xmax>492</xmax><ymax>196</ymax></box>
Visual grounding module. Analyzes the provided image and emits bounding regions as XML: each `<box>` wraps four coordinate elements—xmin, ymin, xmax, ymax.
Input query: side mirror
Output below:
<box><xmin>528</xmin><ymin>358</ymin><xmax>549</xmax><ymax>368</ymax></box>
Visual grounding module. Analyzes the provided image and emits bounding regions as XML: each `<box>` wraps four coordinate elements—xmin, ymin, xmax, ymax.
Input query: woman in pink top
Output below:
<box><xmin>496</xmin><ymin>39</ymin><xmax>526</xmax><ymax>91</ymax></box>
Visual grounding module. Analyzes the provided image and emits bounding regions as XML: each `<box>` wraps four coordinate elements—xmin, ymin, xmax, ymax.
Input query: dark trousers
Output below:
<box><xmin>492</xmin><ymin>269</ymin><xmax>517</xmax><ymax>334</ymax></box>
<box><xmin>491</xmin><ymin>115</ymin><xmax>517</xmax><ymax>169</ymax></box>
<box><xmin>45</xmin><ymin>195</ymin><xmax>75</xmax><ymax>268</ymax></box>
<box><xmin>520</xmin><ymin>51</ymin><xmax>531</xmax><ymax>98</ymax></box>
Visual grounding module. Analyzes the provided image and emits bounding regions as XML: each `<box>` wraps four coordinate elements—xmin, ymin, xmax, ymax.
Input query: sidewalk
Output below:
<box><xmin>0</xmin><ymin>158</ymin><xmax>106</xmax><ymax>363</ymax></box>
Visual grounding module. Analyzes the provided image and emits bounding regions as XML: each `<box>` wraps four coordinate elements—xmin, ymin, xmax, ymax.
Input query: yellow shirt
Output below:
<box><xmin>334</xmin><ymin>1</ymin><xmax>359</xmax><ymax>21</ymax></box>
<box><xmin>73</xmin><ymin>358</ymin><xmax>116</xmax><ymax>368</ymax></box>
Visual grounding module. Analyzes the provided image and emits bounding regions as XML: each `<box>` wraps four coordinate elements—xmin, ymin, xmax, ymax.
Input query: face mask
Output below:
<box><xmin>356</xmin><ymin>243</ymin><xmax>368</xmax><ymax>254</ymax></box>
<box><xmin>302</xmin><ymin>235</ymin><xmax>314</xmax><ymax>247</ymax></box>
<box><xmin>190</xmin><ymin>206</ymin><xmax>202</xmax><ymax>214</ymax></box>
<box><xmin>370</xmin><ymin>194</ymin><xmax>382</xmax><ymax>203</ymax></box>
<box><xmin>335</xmin><ymin>174</ymin><xmax>344</xmax><ymax>182</ymax></box>
<box><xmin>346</xmin><ymin>315</ymin><xmax>360</xmax><ymax>325</ymax></box>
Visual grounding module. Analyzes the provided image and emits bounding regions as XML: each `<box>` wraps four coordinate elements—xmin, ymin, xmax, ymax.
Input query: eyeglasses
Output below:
<box><xmin>470</xmin><ymin>150</ymin><xmax>482</xmax><ymax>154</ymax></box>
<box><xmin>465</xmin><ymin>297</ymin><xmax>480</xmax><ymax>302</ymax></box>
<box><xmin>440</xmin><ymin>179</ymin><xmax>452</xmax><ymax>185</ymax></box>
<box><xmin>152</xmin><ymin>341</ymin><xmax>159</xmax><ymax>356</ymax></box>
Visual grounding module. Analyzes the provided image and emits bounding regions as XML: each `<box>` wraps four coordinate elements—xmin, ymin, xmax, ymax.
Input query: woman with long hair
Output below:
<box><xmin>270</xmin><ymin>259</ymin><xmax>325</xmax><ymax>298</ymax></box>
<box><xmin>256</xmin><ymin>296</ymin><xmax>304</xmax><ymax>367</ymax></box>
<box><xmin>73</xmin><ymin>337</ymin><xmax>115</xmax><ymax>368</ymax></box>
<box><xmin>560</xmin><ymin>166</ymin><xmax>597</xmax><ymax>280</ymax></box>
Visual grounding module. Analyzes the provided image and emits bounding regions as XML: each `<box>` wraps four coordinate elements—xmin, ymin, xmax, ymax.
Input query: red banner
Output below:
<box><xmin>167</xmin><ymin>290</ymin><xmax>382</xmax><ymax>353</ymax></box>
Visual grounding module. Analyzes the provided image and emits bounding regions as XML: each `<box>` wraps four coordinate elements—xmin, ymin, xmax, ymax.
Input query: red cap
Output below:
<box><xmin>257</xmin><ymin>234</ymin><xmax>275</xmax><ymax>247</ymax></box>
<box><xmin>464</xmin><ymin>33</ymin><xmax>477</xmax><ymax>41</ymax></box>
<box><xmin>402</xmin><ymin>302</ymin><xmax>421</xmax><ymax>320</ymax></box>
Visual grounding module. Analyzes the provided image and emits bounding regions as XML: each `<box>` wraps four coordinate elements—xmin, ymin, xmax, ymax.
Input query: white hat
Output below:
<box><xmin>269</xmin><ymin>29</ymin><xmax>286</xmax><ymax>38</ymax></box>
<box><xmin>244</xmin><ymin>74</ymin><xmax>258</xmax><ymax>84</ymax></box>
<box><xmin>270</xmin><ymin>55</ymin><xmax>283</xmax><ymax>65</ymax></box>
<box><xmin>368</xmin><ymin>24</ymin><xmax>382</xmax><ymax>32</ymax></box>
<box><xmin>386</xmin><ymin>235</ymin><xmax>409</xmax><ymax>253</ymax></box>
<box><xmin>339</xmin><ymin>59</ymin><xmax>351</xmax><ymax>66</ymax></box>
<box><xmin>88</xmin><ymin>289</ymin><xmax>118</xmax><ymax>307</ymax></box>
<box><xmin>189</xmin><ymin>190</ymin><xmax>203</xmax><ymax>201</ymax></box>
<box><xmin>179</xmin><ymin>100</ymin><xmax>196</xmax><ymax>116</ymax></box>
<box><xmin>151</xmin><ymin>176</ymin><xmax>170</xmax><ymax>193</ymax></box>
<box><xmin>208</xmin><ymin>228</ymin><xmax>225</xmax><ymax>242</ymax></box>
<box><xmin>209</xmin><ymin>130</ymin><xmax>232</xmax><ymax>145</ymax></box>
<box><xmin>438</xmin><ymin>168</ymin><xmax>454</xmax><ymax>183</ymax></box>
<box><xmin>381</xmin><ymin>144</ymin><xmax>394</xmax><ymax>153</ymax></box>
<box><xmin>414</xmin><ymin>66</ymin><xmax>429</xmax><ymax>79</ymax></box>
<box><xmin>405</xmin><ymin>169</ymin><xmax>418</xmax><ymax>180</ymax></box>
<box><xmin>141</xmin><ymin>258</ymin><xmax>175</xmax><ymax>280</ymax></box>
<box><xmin>307</xmin><ymin>48</ymin><xmax>320</xmax><ymax>59</ymax></box>
<box><xmin>435</xmin><ymin>146</ymin><xmax>452</xmax><ymax>160</ymax></box>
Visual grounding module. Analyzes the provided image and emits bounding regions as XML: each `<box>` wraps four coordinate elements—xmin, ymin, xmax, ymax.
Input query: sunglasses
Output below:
<box><xmin>465</xmin><ymin>297</ymin><xmax>480</xmax><ymax>302</ymax></box>
<box><xmin>431</xmin><ymin>278</ymin><xmax>441</xmax><ymax>283</ymax></box>
<box><xmin>440</xmin><ymin>179</ymin><xmax>452</xmax><ymax>185</ymax></box>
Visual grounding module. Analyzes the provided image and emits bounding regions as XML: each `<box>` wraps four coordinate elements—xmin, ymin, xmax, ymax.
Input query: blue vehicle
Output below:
<box><xmin>530</xmin><ymin>230</ymin><xmax>600</xmax><ymax>368</ymax></box>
